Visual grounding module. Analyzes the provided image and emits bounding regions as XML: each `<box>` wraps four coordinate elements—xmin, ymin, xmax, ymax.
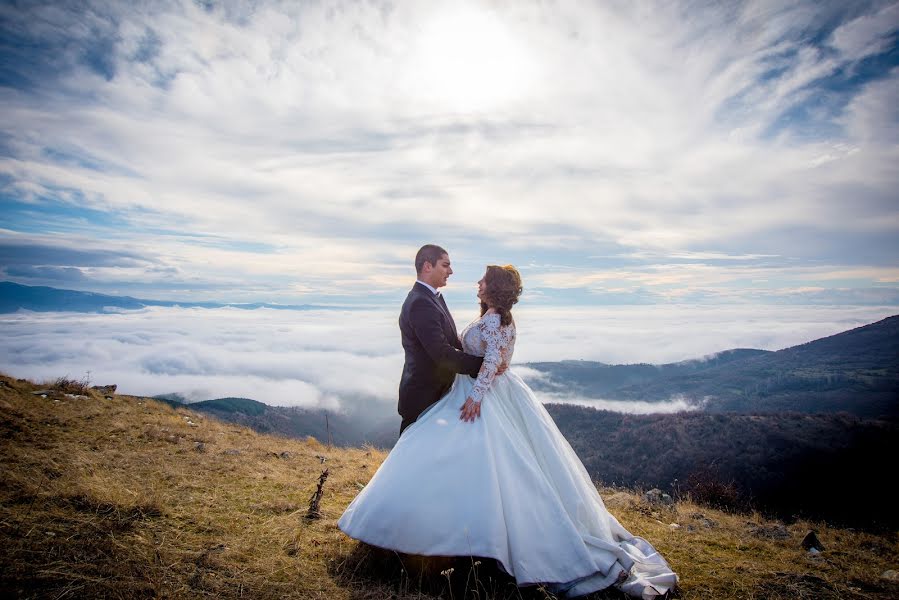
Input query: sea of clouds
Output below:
<box><xmin>2</xmin><ymin>304</ymin><xmax>895</xmax><ymax>414</ymax></box>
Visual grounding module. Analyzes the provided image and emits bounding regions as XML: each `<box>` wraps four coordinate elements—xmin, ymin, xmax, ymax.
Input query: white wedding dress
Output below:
<box><xmin>338</xmin><ymin>313</ymin><xmax>677</xmax><ymax>598</ymax></box>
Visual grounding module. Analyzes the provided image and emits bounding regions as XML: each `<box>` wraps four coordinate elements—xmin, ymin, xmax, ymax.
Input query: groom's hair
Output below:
<box><xmin>415</xmin><ymin>244</ymin><xmax>448</xmax><ymax>274</ymax></box>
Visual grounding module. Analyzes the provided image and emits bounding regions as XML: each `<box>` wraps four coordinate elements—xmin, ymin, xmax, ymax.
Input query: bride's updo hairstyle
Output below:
<box><xmin>480</xmin><ymin>265</ymin><xmax>523</xmax><ymax>327</ymax></box>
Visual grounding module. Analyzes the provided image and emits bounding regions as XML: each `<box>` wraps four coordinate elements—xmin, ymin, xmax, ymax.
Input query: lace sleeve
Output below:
<box><xmin>469</xmin><ymin>313</ymin><xmax>507</xmax><ymax>404</ymax></box>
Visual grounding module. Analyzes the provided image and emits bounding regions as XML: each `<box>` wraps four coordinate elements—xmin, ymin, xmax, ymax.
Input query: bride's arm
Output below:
<box><xmin>460</xmin><ymin>313</ymin><xmax>507</xmax><ymax>422</ymax></box>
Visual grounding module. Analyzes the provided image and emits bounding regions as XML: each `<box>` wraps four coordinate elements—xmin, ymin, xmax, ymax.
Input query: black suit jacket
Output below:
<box><xmin>398</xmin><ymin>282</ymin><xmax>483</xmax><ymax>427</ymax></box>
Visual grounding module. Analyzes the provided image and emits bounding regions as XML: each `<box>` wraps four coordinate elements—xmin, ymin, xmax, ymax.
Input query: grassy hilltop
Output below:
<box><xmin>1</xmin><ymin>373</ymin><xmax>897</xmax><ymax>599</ymax></box>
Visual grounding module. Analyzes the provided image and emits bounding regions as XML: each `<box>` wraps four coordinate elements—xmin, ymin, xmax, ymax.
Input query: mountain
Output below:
<box><xmin>0</xmin><ymin>281</ymin><xmax>334</xmax><ymax>313</ymax></box>
<box><xmin>525</xmin><ymin>316</ymin><xmax>899</xmax><ymax>417</ymax></box>
<box><xmin>524</xmin><ymin>348</ymin><xmax>772</xmax><ymax>397</ymax></box>
<box><xmin>159</xmin><ymin>395</ymin><xmax>397</xmax><ymax>448</ymax></box>
<box><xmin>545</xmin><ymin>403</ymin><xmax>897</xmax><ymax>528</ymax></box>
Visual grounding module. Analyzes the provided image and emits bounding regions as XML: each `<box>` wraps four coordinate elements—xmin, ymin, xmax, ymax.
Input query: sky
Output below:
<box><xmin>0</xmin><ymin>0</ymin><xmax>897</xmax><ymax>308</ymax></box>
<box><xmin>1</xmin><ymin>1</ymin><xmax>898</xmax><ymax>409</ymax></box>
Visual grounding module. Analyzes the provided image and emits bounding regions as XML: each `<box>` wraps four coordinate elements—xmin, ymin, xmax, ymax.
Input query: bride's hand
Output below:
<box><xmin>459</xmin><ymin>397</ymin><xmax>481</xmax><ymax>422</ymax></box>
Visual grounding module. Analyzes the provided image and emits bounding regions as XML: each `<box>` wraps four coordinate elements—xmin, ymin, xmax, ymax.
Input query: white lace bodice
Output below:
<box><xmin>460</xmin><ymin>312</ymin><xmax>516</xmax><ymax>403</ymax></box>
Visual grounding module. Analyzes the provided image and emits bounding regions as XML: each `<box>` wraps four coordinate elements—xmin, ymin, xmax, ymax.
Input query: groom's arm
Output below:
<box><xmin>409</xmin><ymin>298</ymin><xmax>483</xmax><ymax>377</ymax></box>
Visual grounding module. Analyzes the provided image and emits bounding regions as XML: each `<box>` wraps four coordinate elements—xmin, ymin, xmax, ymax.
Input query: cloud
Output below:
<box><xmin>4</xmin><ymin>265</ymin><xmax>87</xmax><ymax>281</ymax></box>
<box><xmin>2</xmin><ymin>304</ymin><xmax>896</xmax><ymax>415</ymax></box>
<box><xmin>0</xmin><ymin>1</ymin><xmax>896</xmax><ymax>305</ymax></box>
<box><xmin>537</xmin><ymin>394</ymin><xmax>704</xmax><ymax>415</ymax></box>
<box><xmin>0</xmin><ymin>306</ymin><xmax>403</xmax><ymax>410</ymax></box>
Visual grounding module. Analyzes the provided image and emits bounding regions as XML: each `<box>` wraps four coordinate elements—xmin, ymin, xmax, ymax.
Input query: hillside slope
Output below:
<box><xmin>546</xmin><ymin>404</ymin><xmax>898</xmax><ymax>527</ymax></box>
<box><xmin>1</xmin><ymin>373</ymin><xmax>898</xmax><ymax>599</ymax></box>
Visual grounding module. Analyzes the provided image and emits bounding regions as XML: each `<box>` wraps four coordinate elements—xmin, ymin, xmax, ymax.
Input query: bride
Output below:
<box><xmin>338</xmin><ymin>265</ymin><xmax>678</xmax><ymax>598</ymax></box>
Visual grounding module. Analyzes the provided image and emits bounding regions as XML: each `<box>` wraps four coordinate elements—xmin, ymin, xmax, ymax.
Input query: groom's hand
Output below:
<box><xmin>495</xmin><ymin>361</ymin><xmax>510</xmax><ymax>376</ymax></box>
<box><xmin>460</xmin><ymin>397</ymin><xmax>481</xmax><ymax>422</ymax></box>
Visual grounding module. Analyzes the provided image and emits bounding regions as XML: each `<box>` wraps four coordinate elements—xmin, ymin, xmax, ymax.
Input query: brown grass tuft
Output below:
<box><xmin>1</xmin><ymin>372</ymin><xmax>897</xmax><ymax>599</ymax></box>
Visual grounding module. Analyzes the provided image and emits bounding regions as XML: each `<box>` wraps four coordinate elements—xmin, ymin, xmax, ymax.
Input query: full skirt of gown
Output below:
<box><xmin>337</xmin><ymin>371</ymin><xmax>678</xmax><ymax>599</ymax></box>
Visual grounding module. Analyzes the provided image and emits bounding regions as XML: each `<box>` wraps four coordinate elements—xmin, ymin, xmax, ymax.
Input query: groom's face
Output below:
<box><xmin>425</xmin><ymin>253</ymin><xmax>453</xmax><ymax>289</ymax></box>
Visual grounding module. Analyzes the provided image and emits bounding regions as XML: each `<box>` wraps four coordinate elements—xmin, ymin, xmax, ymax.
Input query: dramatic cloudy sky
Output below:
<box><xmin>1</xmin><ymin>1</ymin><xmax>898</xmax><ymax>408</ymax></box>
<box><xmin>1</xmin><ymin>0</ymin><xmax>897</xmax><ymax>307</ymax></box>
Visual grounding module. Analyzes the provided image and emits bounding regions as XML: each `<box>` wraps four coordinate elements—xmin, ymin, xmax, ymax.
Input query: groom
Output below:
<box><xmin>398</xmin><ymin>244</ymin><xmax>489</xmax><ymax>435</ymax></box>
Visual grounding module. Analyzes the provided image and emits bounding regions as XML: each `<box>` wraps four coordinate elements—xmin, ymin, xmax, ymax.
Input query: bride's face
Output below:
<box><xmin>477</xmin><ymin>276</ymin><xmax>486</xmax><ymax>302</ymax></box>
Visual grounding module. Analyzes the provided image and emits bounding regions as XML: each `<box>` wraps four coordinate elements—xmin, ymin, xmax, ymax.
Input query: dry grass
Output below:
<box><xmin>1</xmin><ymin>372</ymin><xmax>897</xmax><ymax>599</ymax></box>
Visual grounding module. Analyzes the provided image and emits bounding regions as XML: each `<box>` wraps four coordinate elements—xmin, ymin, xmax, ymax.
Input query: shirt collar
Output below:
<box><xmin>415</xmin><ymin>279</ymin><xmax>439</xmax><ymax>296</ymax></box>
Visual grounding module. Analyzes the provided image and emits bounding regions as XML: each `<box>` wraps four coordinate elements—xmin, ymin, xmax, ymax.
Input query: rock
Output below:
<box><xmin>278</xmin><ymin>451</ymin><xmax>292</xmax><ymax>459</ymax></box>
<box><xmin>222</xmin><ymin>449</ymin><xmax>241</xmax><ymax>456</ymax></box>
<box><xmin>194</xmin><ymin>442</ymin><xmax>206</xmax><ymax>453</ymax></box>
<box><xmin>92</xmin><ymin>384</ymin><xmax>117</xmax><ymax>395</ymax></box>
<box><xmin>31</xmin><ymin>390</ymin><xmax>53</xmax><ymax>396</ymax></box>
<box><xmin>881</xmin><ymin>570</ymin><xmax>899</xmax><ymax>582</ymax></box>
<box><xmin>801</xmin><ymin>530</ymin><xmax>824</xmax><ymax>551</ymax></box>
<box><xmin>669</xmin><ymin>523</ymin><xmax>681</xmax><ymax>529</ymax></box>
<box><xmin>690</xmin><ymin>512</ymin><xmax>718</xmax><ymax>528</ymax></box>
<box><xmin>604</xmin><ymin>492</ymin><xmax>634</xmax><ymax>508</ymax></box>
<box><xmin>642</xmin><ymin>488</ymin><xmax>673</xmax><ymax>505</ymax></box>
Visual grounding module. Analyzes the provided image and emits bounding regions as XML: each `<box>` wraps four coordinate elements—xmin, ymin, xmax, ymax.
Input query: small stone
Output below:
<box><xmin>642</xmin><ymin>488</ymin><xmax>673</xmax><ymax>505</ymax></box>
<box><xmin>695</xmin><ymin>515</ymin><xmax>718</xmax><ymax>528</ymax></box>
<box><xmin>278</xmin><ymin>451</ymin><xmax>292</xmax><ymax>459</ymax></box>
<box><xmin>881</xmin><ymin>570</ymin><xmax>899</xmax><ymax>582</ymax></box>
<box><xmin>194</xmin><ymin>442</ymin><xmax>206</xmax><ymax>453</ymax></box>
<box><xmin>604</xmin><ymin>492</ymin><xmax>634</xmax><ymax>508</ymax></box>
<box><xmin>801</xmin><ymin>530</ymin><xmax>824</xmax><ymax>551</ymax></box>
<box><xmin>669</xmin><ymin>523</ymin><xmax>681</xmax><ymax>529</ymax></box>
<box><xmin>223</xmin><ymin>449</ymin><xmax>241</xmax><ymax>455</ymax></box>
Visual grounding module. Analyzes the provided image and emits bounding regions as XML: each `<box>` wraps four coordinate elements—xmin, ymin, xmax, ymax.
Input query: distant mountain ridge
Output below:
<box><xmin>0</xmin><ymin>281</ymin><xmax>337</xmax><ymax>313</ymax></box>
<box><xmin>524</xmin><ymin>348</ymin><xmax>772</xmax><ymax>397</ymax></box>
<box><xmin>156</xmin><ymin>395</ymin><xmax>397</xmax><ymax>448</ymax></box>
<box><xmin>525</xmin><ymin>315</ymin><xmax>899</xmax><ymax>418</ymax></box>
